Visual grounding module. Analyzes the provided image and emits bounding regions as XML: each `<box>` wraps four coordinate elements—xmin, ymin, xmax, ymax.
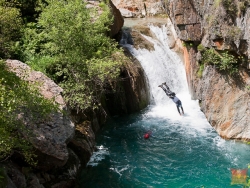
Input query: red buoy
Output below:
<box><xmin>144</xmin><ymin>133</ymin><xmax>150</xmax><ymax>139</ymax></box>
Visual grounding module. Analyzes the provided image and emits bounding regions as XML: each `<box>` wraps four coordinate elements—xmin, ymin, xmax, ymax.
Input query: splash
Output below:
<box><xmin>87</xmin><ymin>145</ymin><xmax>109</xmax><ymax>166</ymax></box>
<box><xmin>122</xmin><ymin>24</ymin><xmax>212</xmax><ymax>135</ymax></box>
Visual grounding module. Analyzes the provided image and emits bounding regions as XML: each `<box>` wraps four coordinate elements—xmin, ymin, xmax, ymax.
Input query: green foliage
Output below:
<box><xmin>200</xmin><ymin>48</ymin><xmax>238</xmax><ymax>75</ymax></box>
<box><xmin>182</xmin><ymin>41</ymin><xmax>194</xmax><ymax>48</ymax></box>
<box><xmin>0</xmin><ymin>60</ymin><xmax>58</xmax><ymax>164</ymax></box>
<box><xmin>197</xmin><ymin>44</ymin><xmax>205</xmax><ymax>52</ymax></box>
<box><xmin>0</xmin><ymin>5</ymin><xmax>23</xmax><ymax>58</ymax></box>
<box><xmin>99</xmin><ymin>1</ymin><xmax>106</xmax><ymax>9</ymax></box>
<box><xmin>22</xmin><ymin>0</ymin><xmax>123</xmax><ymax>112</ymax></box>
<box><xmin>222</xmin><ymin>0</ymin><xmax>237</xmax><ymax>16</ymax></box>
<box><xmin>0</xmin><ymin>0</ymin><xmax>44</xmax><ymax>21</ymax></box>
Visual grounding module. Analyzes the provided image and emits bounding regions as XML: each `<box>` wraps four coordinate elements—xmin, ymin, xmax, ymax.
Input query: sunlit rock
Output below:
<box><xmin>6</xmin><ymin>59</ymin><xmax>75</xmax><ymax>168</ymax></box>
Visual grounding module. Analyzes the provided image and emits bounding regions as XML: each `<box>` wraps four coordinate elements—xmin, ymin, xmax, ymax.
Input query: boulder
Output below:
<box><xmin>109</xmin><ymin>0</ymin><xmax>124</xmax><ymax>37</ymax></box>
<box><xmin>6</xmin><ymin>60</ymin><xmax>75</xmax><ymax>168</ymax></box>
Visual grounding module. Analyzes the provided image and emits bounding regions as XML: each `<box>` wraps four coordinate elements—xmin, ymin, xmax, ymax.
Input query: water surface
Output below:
<box><xmin>79</xmin><ymin>21</ymin><xmax>250</xmax><ymax>188</ymax></box>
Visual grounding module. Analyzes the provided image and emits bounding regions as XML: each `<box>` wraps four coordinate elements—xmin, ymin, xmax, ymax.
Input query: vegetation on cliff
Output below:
<box><xmin>0</xmin><ymin>60</ymin><xmax>57</xmax><ymax>164</ymax></box>
<box><xmin>198</xmin><ymin>45</ymin><xmax>239</xmax><ymax>75</ymax></box>
<box><xmin>0</xmin><ymin>0</ymin><xmax>125</xmax><ymax>168</ymax></box>
<box><xmin>20</xmin><ymin>0</ymin><xmax>123</xmax><ymax>112</ymax></box>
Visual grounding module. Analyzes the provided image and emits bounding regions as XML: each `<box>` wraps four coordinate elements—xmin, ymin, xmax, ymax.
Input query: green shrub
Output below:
<box><xmin>200</xmin><ymin>48</ymin><xmax>238</xmax><ymax>75</ymax></box>
<box><xmin>19</xmin><ymin>0</ymin><xmax>123</xmax><ymax>112</ymax></box>
<box><xmin>0</xmin><ymin>5</ymin><xmax>23</xmax><ymax>58</ymax></box>
<box><xmin>197</xmin><ymin>44</ymin><xmax>205</xmax><ymax>52</ymax></box>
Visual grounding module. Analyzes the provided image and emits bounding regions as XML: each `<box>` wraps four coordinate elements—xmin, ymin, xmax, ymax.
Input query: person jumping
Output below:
<box><xmin>158</xmin><ymin>82</ymin><xmax>184</xmax><ymax>116</ymax></box>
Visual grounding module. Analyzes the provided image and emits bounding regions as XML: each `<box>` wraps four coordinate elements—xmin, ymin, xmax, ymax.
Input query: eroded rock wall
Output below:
<box><xmin>166</xmin><ymin>0</ymin><xmax>250</xmax><ymax>140</ymax></box>
<box><xmin>104</xmin><ymin>48</ymin><xmax>150</xmax><ymax>115</ymax></box>
<box><xmin>111</xmin><ymin>0</ymin><xmax>166</xmax><ymax>18</ymax></box>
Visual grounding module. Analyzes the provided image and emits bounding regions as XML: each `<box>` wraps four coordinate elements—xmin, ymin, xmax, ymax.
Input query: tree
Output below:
<box><xmin>31</xmin><ymin>0</ymin><xmax>123</xmax><ymax>112</ymax></box>
<box><xmin>0</xmin><ymin>3</ymin><xmax>22</xmax><ymax>58</ymax></box>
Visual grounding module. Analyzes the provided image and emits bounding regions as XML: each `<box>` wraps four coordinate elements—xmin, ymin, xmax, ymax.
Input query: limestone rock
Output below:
<box><xmin>111</xmin><ymin>0</ymin><xmax>166</xmax><ymax>18</ymax></box>
<box><xmin>87</xmin><ymin>0</ymin><xmax>124</xmax><ymax>38</ymax></box>
<box><xmin>166</xmin><ymin>0</ymin><xmax>250</xmax><ymax>140</ymax></box>
<box><xmin>6</xmin><ymin>59</ymin><xmax>75</xmax><ymax>168</ymax></box>
<box><xmin>196</xmin><ymin>66</ymin><xmax>250</xmax><ymax>140</ymax></box>
<box><xmin>166</xmin><ymin>0</ymin><xmax>202</xmax><ymax>41</ymax></box>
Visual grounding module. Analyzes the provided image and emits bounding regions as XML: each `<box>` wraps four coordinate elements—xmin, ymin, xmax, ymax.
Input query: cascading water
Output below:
<box><xmin>80</xmin><ymin>20</ymin><xmax>250</xmax><ymax>187</ymax></box>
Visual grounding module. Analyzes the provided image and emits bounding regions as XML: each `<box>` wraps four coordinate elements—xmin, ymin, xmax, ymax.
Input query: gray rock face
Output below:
<box><xmin>196</xmin><ymin>65</ymin><xmax>250</xmax><ymax>140</ymax></box>
<box><xmin>6</xmin><ymin>59</ymin><xmax>75</xmax><ymax>167</ymax></box>
<box><xmin>166</xmin><ymin>0</ymin><xmax>250</xmax><ymax>140</ymax></box>
<box><xmin>166</xmin><ymin>0</ymin><xmax>202</xmax><ymax>41</ymax></box>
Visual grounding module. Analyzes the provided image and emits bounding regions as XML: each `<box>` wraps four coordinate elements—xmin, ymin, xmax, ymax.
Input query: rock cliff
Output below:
<box><xmin>2</xmin><ymin>1</ymin><xmax>151</xmax><ymax>187</ymax></box>
<box><xmin>166</xmin><ymin>0</ymin><xmax>250</xmax><ymax>141</ymax></box>
<box><xmin>111</xmin><ymin>0</ymin><xmax>165</xmax><ymax>18</ymax></box>
<box><xmin>6</xmin><ymin>60</ymin><xmax>75</xmax><ymax>168</ymax></box>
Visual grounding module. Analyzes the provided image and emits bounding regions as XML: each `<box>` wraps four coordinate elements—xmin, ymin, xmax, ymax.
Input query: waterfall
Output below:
<box><xmin>121</xmin><ymin>22</ymin><xmax>210</xmax><ymax>132</ymax></box>
<box><xmin>82</xmin><ymin>21</ymin><xmax>250</xmax><ymax>187</ymax></box>
<box><xmin>122</xmin><ymin>25</ymin><xmax>187</xmax><ymax>104</ymax></box>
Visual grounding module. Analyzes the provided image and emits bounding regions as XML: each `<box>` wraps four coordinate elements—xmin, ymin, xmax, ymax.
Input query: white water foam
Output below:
<box><xmin>87</xmin><ymin>145</ymin><xmax>109</xmax><ymax>166</ymax></box>
<box><xmin>123</xmin><ymin>24</ymin><xmax>213</xmax><ymax>136</ymax></box>
<box><xmin>109</xmin><ymin>164</ymin><xmax>130</xmax><ymax>176</ymax></box>
<box><xmin>122</xmin><ymin>23</ymin><xmax>250</xmax><ymax>168</ymax></box>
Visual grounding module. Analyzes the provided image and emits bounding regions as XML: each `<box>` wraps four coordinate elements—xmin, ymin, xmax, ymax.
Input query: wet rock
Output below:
<box><xmin>69</xmin><ymin>121</ymin><xmax>96</xmax><ymax>166</ymax></box>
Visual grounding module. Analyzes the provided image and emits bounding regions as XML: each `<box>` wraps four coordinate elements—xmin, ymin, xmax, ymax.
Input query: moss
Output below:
<box><xmin>133</xmin><ymin>25</ymin><xmax>153</xmax><ymax>38</ymax></box>
<box><xmin>131</xmin><ymin>30</ymin><xmax>155</xmax><ymax>51</ymax></box>
<box><xmin>197</xmin><ymin>44</ymin><xmax>205</xmax><ymax>52</ymax></box>
<box><xmin>197</xmin><ymin>63</ymin><xmax>204</xmax><ymax>78</ymax></box>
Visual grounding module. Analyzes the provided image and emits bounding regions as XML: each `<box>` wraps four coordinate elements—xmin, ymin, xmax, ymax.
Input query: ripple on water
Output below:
<box><xmin>80</xmin><ymin>107</ymin><xmax>250</xmax><ymax>187</ymax></box>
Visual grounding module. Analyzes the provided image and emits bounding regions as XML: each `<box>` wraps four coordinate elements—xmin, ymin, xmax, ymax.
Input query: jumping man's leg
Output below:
<box><xmin>176</xmin><ymin>106</ymin><xmax>181</xmax><ymax>115</ymax></box>
<box><xmin>163</xmin><ymin>82</ymin><xmax>170</xmax><ymax>90</ymax></box>
<box><xmin>181</xmin><ymin>106</ymin><xmax>184</xmax><ymax>114</ymax></box>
